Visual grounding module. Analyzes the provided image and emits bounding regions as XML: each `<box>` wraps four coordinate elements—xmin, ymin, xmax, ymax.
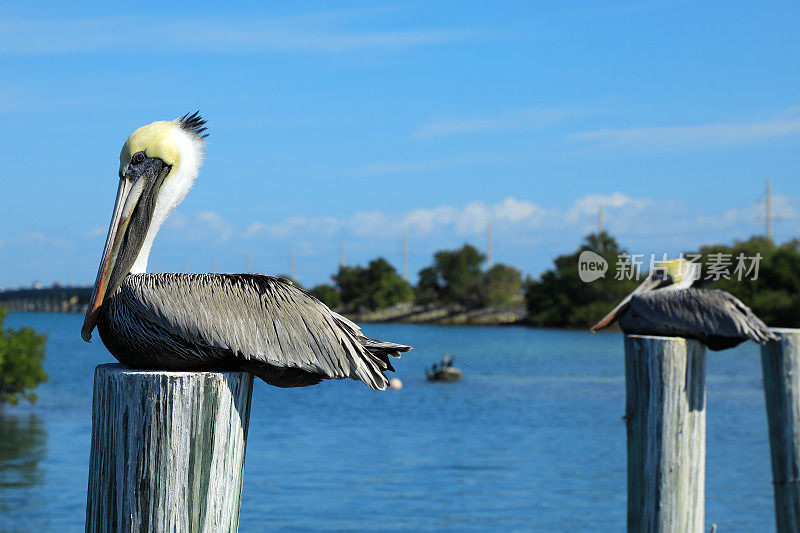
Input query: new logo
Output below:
<box><xmin>578</xmin><ymin>251</ymin><xmax>608</xmax><ymax>282</ymax></box>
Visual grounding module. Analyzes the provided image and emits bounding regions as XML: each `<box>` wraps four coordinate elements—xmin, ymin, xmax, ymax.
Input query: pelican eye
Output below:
<box><xmin>132</xmin><ymin>152</ymin><xmax>146</xmax><ymax>165</ymax></box>
<box><xmin>652</xmin><ymin>267</ymin><xmax>668</xmax><ymax>281</ymax></box>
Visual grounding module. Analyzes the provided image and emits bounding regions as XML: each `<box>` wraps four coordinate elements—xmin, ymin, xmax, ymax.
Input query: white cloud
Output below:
<box><xmin>246</xmin><ymin>215</ymin><xmax>339</xmax><ymax>240</ymax></box>
<box><xmin>493</xmin><ymin>197</ymin><xmax>545</xmax><ymax>224</ymax></box>
<box><xmin>243</xmin><ymin>196</ymin><xmax>602</xmax><ymax>242</ymax></box>
<box><xmin>565</xmin><ymin>192</ymin><xmax>652</xmax><ymax>223</ymax></box>
<box><xmin>455</xmin><ymin>202</ymin><xmax>488</xmax><ymax>234</ymax></box>
<box><xmin>31</xmin><ymin>191</ymin><xmax>792</xmax><ymax>270</ymax></box>
<box><xmin>65</xmin><ymin>191</ymin><xmax>792</xmax><ymax>272</ymax></box>
<box><xmin>82</xmin><ymin>225</ymin><xmax>107</xmax><ymax>240</ymax></box>
<box><xmin>18</xmin><ymin>231</ymin><xmax>75</xmax><ymax>251</ymax></box>
<box><xmin>244</xmin><ymin>222</ymin><xmax>266</xmax><ymax>239</ymax></box>
<box><xmin>771</xmin><ymin>194</ymin><xmax>799</xmax><ymax>221</ymax></box>
<box><xmin>164</xmin><ymin>210</ymin><xmax>233</xmax><ymax>245</ymax></box>
<box><xmin>693</xmin><ymin>194</ymin><xmax>799</xmax><ymax>232</ymax></box>
<box><xmin>401</xmin><ymin>206</ymin><xmax>457</xmax><ymax>234</ymax></box>
<box><xmin>352</xmin><ymin>161</ymin><xmax>433</xmax><ymax>176</ymax></box>
<box><xmin>0</xmin><ymin>92</ymin><xmax>24</xmax><ymax>113</ymax></box>
<box><xmin>348</xmin><ymin>211</ymin><xmax>392</xmax><ymax>237</ymax></box>
<box><xmin>181</xmin><ymin>192</ymin><xmax>800</xmax><ymax>257</ymax></box>
<box><xmin>0</xmin><ymin>14</ymin><xmax>478</xmax><ymax>55</ymax></box>
<box><xmin>570</xmin><ymin>110</ymin><xmax>800</xmax><ymax>152</ymax></box>
<box><xmin>196</xmin><ymin>211</ymin><xmax>233</xmax><ymax>244</ymax></box>
<box><xmin>414</xmin><ymin>107</ymin><xmax>585</xmax><ymax>140</ymax></box>
<box><xmin>350</xmin><ymin>154</ymin><xmax>493</xmax><ymax>176</ymax></box>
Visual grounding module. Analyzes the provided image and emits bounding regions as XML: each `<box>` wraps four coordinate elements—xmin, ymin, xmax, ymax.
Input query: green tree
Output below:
<box><xmin>0</xmin><ymin>307</ymin><xmax>48</xmax><ymax>414</ymax></box>
<box><xmin>334</xmin><ymin>258</ymin><xmax>413</xmax><ymax>311</ymax></box>
<box><xmin>525</xmin><ymin>232</ymin><xmax>640</xmax><ymax>328</ymax></box>
<box><xmin>415</xmin><ymin>266</ymin><xmax>440</xmax><ymax>304</ymax></box>
<box><xmin>335</xmin><ymin>265</ymin><xmax>372</xmax><ymax>309</ymax></box>
<box><xmin>477</xmin><ymin>264</ymin><xmax>524</xmax><ymax>306</ymax></box>
<box><xmin>416</xmin><ymin>244</ymin><xmax>486</xmax><ymax>307</ymax></box>
<box><xmin>309</xmin><ymin>283</ymin><xmax>342</xmax><ymax>309</ymax></box>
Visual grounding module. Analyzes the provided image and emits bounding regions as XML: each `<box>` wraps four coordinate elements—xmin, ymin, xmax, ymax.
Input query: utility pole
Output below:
<box><xmin>290</xmin><ymin>246</ymin><xmax>296</xmax><ymax>281</ymax></box>
<box><xmin>766</xmin><ymin>179</ymin><xmax>772</xmax><ymax>241</ymax></box>
<box><xmin>340</xmin><ymin>240</ymin><xmax>347</xmax><ymax>267</ymax></box>
<box><xmin>402</xmin><ymin>229</ymin><xmax>409</xmax><ymax>281</ymax></box>
<box><xmin>247</xmin><ymin>253</ymin><xmax>253</xmax><ymax>274</ymax></box>
<box><xmin>212</xmin><ymin>257</ymin><xmax>218</xmax><ymax>273</ymax></box>
<box><xmin>598</xmin><ymin>202</ymin><xmax>604</xmax><ymax>234</ymax></box>
<box><xmin>487</xmin><ymin>218</ymin><xmax>494</xmax><ymax>269</ymax></box>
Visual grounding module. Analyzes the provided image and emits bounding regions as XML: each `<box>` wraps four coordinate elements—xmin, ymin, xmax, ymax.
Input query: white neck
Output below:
<box><xmin>129</xmin><ymin>127</ymin><xmax>203</xmax><ymax>274</ymax></box>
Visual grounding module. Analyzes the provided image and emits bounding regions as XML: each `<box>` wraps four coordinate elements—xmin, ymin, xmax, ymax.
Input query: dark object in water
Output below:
<box><xmin>426</xmin><ymin>354</ymin><xmax>462</xmax><ymax>382</ymax></box>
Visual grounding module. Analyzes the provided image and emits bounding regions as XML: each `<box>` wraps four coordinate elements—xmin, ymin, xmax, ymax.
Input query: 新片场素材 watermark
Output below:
<box><xmin>577</xmin><ymin>252</ymin><xmax>762</xmax><ymax>283</ymax></box>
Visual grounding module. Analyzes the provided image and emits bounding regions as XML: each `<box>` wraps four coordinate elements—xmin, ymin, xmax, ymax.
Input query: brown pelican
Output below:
<box><xmin>591</xmin><ymin>258</ymin><xmax>776</xmax><ymax>350</ymax></box>
<box><xmin>81</xmin><ymin>113</ymin><xmax>410</xmax><ymax>389</ymax></box>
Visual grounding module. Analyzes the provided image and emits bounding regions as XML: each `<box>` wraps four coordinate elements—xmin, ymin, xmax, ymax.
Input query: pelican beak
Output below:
<box><xmin>81</xmin><ymin>177</ymin><xmax>145</xmax><ymax>341</ymax></box>
<box><xmin>81</xmin><ymin>157</ymin><xmax>168</xmax><ymax>342</ymax></box>
<box><xmin>590</xmin><ymin>275</ymin><xmax>663</xmax><ymax>332</ymax></box>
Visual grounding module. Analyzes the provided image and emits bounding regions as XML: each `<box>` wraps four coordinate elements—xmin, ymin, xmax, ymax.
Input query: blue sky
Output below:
<box><xmin>2</xmin><ymin>1</ymin><xmax>800</xmax><ymax>288</ymax></box>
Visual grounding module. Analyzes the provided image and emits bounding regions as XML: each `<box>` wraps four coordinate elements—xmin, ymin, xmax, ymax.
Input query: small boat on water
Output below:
<box><xmin>426</xmin><ymin>354</ymin><xmax>462</xmax><ymax>382</ymax></box>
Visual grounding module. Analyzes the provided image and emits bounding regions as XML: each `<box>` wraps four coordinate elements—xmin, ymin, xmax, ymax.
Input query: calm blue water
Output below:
<box><xmin>0</xmin><ymin>313</ymin><xmax>776</xmax><ymax>531</ymax></box>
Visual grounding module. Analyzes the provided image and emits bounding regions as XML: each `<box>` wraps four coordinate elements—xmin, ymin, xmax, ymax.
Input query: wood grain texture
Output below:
<box><xmin>625</xmin><ymin>335</ymin><xmax>706</xmax><ymax>533</ymax></box>
<box><xmin>86</xmin><ymin>363</ymin><xmax>254</xmax><ymax>533</ymax></box>
<box><xmin>761</xmin><ymin>328</ymin><xmax>800</xmax><ymax>533</ymax></box>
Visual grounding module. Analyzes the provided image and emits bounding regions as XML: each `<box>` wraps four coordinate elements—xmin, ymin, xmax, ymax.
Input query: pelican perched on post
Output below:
<box><xmin>591</xmin><ymin>258</ymin><xmax>776</xmax><ymax>350</ymax></box>
<box><xmin>81</xmin><ymin>113</ymin><xmax>410</xmax><ymax>389</ymax></box>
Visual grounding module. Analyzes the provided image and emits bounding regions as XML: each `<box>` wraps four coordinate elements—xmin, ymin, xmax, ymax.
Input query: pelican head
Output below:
<box><xmin>657</xmin><ymin>258</ymin><xmax>702</xmax><ymax>289</ymax></box>
<box><xmin>590</xmin><ymin>257</ymin><xmax>701</xmax><ymax>332</ymax></box>
<box><xmin>81</xmin><ymin>112</ymin><xmax>207</xmax><ymax>342</ymax></box>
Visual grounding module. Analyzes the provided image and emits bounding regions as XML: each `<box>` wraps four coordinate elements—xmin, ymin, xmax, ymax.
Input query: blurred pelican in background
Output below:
<box><xmin>591</xmin><ymin>258</ymin><xmax>776</xmax><ymax>350</ymax></box>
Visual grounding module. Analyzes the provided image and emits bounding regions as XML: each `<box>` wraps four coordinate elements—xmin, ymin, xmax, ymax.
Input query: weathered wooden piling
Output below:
<box><xmin>761</xmin><ymin>328</ymin><xmax>800</xmax><ymax>533</ymax></box>
<box><xmin>86</xmin><ymin>363</ymin><xmax>254</xmax><ymax>533</ymax></box>
<box><xmin>625</xmin><ymin>335</ymin><xmax>706</xmax><ymax>533</ymax></box>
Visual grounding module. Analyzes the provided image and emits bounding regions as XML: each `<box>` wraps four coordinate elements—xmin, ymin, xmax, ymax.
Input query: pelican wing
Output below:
<box><xmin>626</xmin><ymin>288</ymin><xmax>776</xmax><ymax>348</ymax></box>
<box><xmin>119</xmin><ymin>273</ymin><xmax>409</xmax><ymax>389</ymax></box>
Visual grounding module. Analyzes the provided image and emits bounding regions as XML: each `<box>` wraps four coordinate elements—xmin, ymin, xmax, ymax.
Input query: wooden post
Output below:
<box><xmin>86</xmin><ymin>363</ymin><xmax>254</xmax><ymax>533</ymax></box>
<box><xmin>625</xmin><ymin>335</ymin><xmax>706</xmax><ymax>533</ymax></box>
<box><xmin>761</xmin><ymin>328</ymin><xmax>800</xmax><ymax>532</ymax></box>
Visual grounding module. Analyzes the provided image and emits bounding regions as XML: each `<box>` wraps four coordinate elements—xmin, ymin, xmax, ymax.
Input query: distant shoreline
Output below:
<box><xmin>344</xmin><ymin>301</ymin><xmax>527</xmax><ymax>326</ymax></box>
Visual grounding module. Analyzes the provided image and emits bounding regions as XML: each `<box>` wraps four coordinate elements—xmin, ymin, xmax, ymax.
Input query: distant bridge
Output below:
<box><xmin>0</xmin><ymin>286</ymin><xmax>92</xmax><ymax>313</ymax></box>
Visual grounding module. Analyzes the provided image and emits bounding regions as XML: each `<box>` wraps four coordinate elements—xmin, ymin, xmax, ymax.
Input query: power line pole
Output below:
<box><xmin>212</xmin><ymin>257</ymin><xmax>218</xmax><ymax>273</ymax></box>
<box><xmin>598</xmin><ymin>202</ymin><xmax>604</xmax><ymax>234</ymax></box>
<box><xmin>340</xmin><ymin>240</ymin><xmax>347</xmax><ymax>267</ymax></box>
<box><xmin>766</xmin><ymin>179</ymin><xmax>772</xmax><ymax>241</ymax></box>
<box><xmin>487</xmin><ymin>218</ymin><xmax>494</xmax><ymax>269</ymax></box>
<box><xmin>290</xmin><ymin>246</ymin><xmax>296</xmax><ymax>281</ymax></box>
<box><xmin>402</xmin><ymin>229</ymin><xmax>409</xmax><ymax>281</ymax></box>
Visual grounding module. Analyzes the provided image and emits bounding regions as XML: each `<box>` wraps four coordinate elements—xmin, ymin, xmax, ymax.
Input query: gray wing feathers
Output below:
<box><xmin>629</xmin><ymin>289</ymin><xmax>777</xmax><ymax>344</ymax></box>
<box><xmin>121</xmin><ymin>273</ymin><xmax>408</xmax><ymax>389</ymax></box>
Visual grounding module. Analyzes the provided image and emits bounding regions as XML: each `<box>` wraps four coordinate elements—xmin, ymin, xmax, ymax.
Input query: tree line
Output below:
<box><xmin>303</xmin><ymin>244</ymin><xmax>523</xmax><ymax>313</ymax></box>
